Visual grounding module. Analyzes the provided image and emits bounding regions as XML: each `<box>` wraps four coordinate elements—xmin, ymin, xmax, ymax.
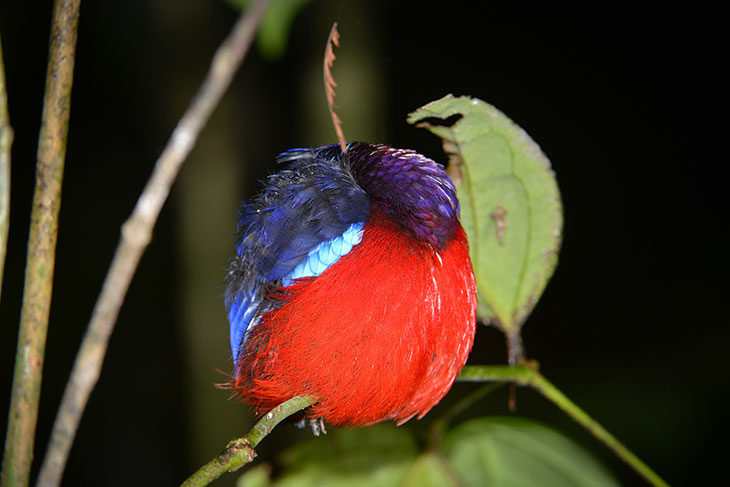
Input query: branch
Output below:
<box><xmin>0</xmin><ymin>34</ymin><xmax>13</xmax><ymax>300</ymax></box>
<box><xmin>1</xmin><ymin>1</ymin><xmax>80</xmax><ymax>486</ymax></box>
<box><xmin>458</xmin><ymin>365</ymin><xmax>669</xmax><ymax>487</ymax></box>
<box><xmin>180</xmin><ymin>396</ymin><xmax>313</xmax><ymax>487</ymax></box>
<box><xmin>34</xmin><ymin>1</ymin><xmax>272</xmax><ymax>486</ymax></box>
<box><xmin>323</xmin><ymin>22</ymin><xmax>347</xmax><ymax>153</ymax></box>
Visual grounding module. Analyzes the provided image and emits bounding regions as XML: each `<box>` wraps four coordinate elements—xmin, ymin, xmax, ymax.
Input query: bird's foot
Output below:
<box><xmin>293</xmin><ymin>417</ymin><xmax>327</xmax><ymax>436</ymax></box>
<box><xmin>309</xmin><ymin>417</ymin><xmax>327</xmax><ymax>436</ymax></box>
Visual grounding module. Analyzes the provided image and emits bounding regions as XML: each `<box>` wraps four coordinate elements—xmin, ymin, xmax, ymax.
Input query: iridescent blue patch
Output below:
<box><xmin>282</xmin><ymin>221</ymin><xmax>365</xmax><ymax>286</ymax></box>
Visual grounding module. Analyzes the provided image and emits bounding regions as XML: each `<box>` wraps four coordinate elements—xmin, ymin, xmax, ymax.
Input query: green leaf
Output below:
<box><xmin>408</xmin><ymin>95</ymin><xmax>563</xmax><ymax>339</ymax></box>
<box><xmin>444</xmin><ymin>417</ymin><xmax>619</xmax><ymax>487</ymax></box>
<box><xmin>226</xmin><ymin>0</ymin><xmax>311</xmax><ymax>60</ymax></box>
<box><xmin>272</xmin><ymin>424</ymin><xmax>419</xmax><ymax>487</ymax></box>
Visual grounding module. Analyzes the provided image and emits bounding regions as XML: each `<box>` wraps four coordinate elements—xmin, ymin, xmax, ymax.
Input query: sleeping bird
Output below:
<box><xmin>225</xmin><ymin>142</ymin><xmax>477</xmax><ymax>430</ymax></box>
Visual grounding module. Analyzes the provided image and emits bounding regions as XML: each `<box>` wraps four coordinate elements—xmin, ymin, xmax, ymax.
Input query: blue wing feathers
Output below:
<box><xmin>227</xmin><ymin>289</ymin><xmax>258</xmax><ymax>364</ymax></box>
<box><xmin>226</xmin><ymin>144</ymin><xmax>369</xmax><ymax>364</ymax></box>
<box><xmin>281</xmin><ymin>221</ymin><xmax>364</xmax><ymax>286</ymax></box>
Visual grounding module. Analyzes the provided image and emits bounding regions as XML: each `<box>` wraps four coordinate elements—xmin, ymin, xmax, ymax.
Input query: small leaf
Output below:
<box><xmin>226</xmin><ymin>0</ymin><xmax>312</xmax><ymax>60</ymax></box>
<box><xmin>443</xmin><ymin>417</ymin><xmax>619</xmax><ymax>487</ymax></box>
<box><xmin>408</xmin><ymin>95</ymin><xmax>563</xmax><ymax>341</ymax></box>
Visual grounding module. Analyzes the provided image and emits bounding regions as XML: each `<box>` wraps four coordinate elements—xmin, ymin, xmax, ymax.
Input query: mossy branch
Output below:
<box><xmin>458</xmin><ymin>365</ymin><xmax>669</xmax><ymax>487</ymax></box>
<box><xmin>1</xmin><ymin>1</ymin><xmax>80</xmax><ymax>486</ymax></box>
<box><xmin>180</xmin><ymin>396</ymin><xmax>314</xmax><ymax>487</ymax></box>
<box><xmin>34</xmin><ymin>1</ymin><xmax>271</xmax><ymax>486</ymax></box>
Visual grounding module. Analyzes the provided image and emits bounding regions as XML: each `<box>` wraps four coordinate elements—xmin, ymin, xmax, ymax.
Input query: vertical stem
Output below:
<box><xmin>505</xmin><ymin>330</ymin><xmax>525</xmax><ymax>411</ymax></box>
<box><xmin>505</xmin><ymin>330</ymin><xmax>525</xmax><ymax>366</ymax></box>
<box><xmin>1</xmin><ymin>2</ymin><xmax>80</xmax><ymax>487</ymax></box>
<box><xmin>0</xmin><ymin>35</ymin><xmax>13</xmax><ymax>299</ymax></box>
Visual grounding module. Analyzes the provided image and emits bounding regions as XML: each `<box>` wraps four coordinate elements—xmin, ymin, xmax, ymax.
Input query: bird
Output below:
<box><xmin>224</xmin><ymin>142</ymin><xmax>477</xmax><ymax>431</ymax></box>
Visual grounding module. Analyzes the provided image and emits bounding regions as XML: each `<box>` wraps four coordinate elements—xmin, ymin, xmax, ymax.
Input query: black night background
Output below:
<box><xmin>1</xmin><ymin>1</ymin><xmax>726</xmax><ymax>485</ymax></box>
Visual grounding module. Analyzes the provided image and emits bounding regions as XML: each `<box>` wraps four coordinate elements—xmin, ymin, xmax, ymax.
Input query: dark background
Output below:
<box><xmin>1</xmin><ymin>1</ymin><xmax>726</xmax><ymax>485</ymax></box>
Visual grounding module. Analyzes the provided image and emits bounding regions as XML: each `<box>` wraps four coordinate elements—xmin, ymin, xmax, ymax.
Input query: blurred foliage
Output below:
<box><xmin>236</xmin><ymin>418</ymin><xmax>617</xmax><ymax>486</ymax></box>
<box><xmin>226</xmin><ymin>0</ymin><xmax>312</xmax><ymax>60</ymax></box>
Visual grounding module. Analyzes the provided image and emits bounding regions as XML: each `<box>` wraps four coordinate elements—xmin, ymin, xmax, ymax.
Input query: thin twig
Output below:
<box><xmin>458</xmin><ymin>365</ymin><xmax>670</xmax><ymax>487</ymax></box>
<box><xmin>180</xmin><ymin>396</ymin><xmax>313</xmax><ymax>487</ymax></box>
<box><xmin>427</xmin><ymin>383</ymin><xmax>503</xmax><ymax>451</ymax></box>
<box><xmin>0</xmin><ymin>34</ymin><xmax>13</xmax><ymax>300</ymax></box>
<box><xmin>34</xmin><ymin>2</ymin><xmax>271</xmax><ymax>486</ymax></box>
<box><xmin>1</xmin><ymin>1</ymin><xmax>80</xmax><ymax>486</ymax></box>
<box><xmin>323</xmin><ymin>22</ymin><xmax>347</xmax><ymax>153</ymax></box>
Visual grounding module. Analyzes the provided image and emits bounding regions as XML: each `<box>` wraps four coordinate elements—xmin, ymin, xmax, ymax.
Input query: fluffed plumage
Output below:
<box><xmin>225</xmin><ymin>142</ymin><xmax>477</xmax><ymax>427</ymax></box>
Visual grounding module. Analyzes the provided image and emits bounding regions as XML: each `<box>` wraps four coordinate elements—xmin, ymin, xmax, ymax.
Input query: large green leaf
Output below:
<box><xmin>408</xmin><ymin>95</ymin><xmax>562</xmax><ymax>342</ymax></box>
<box><xmin>444</xmin><ymin>417</ymin><xmax>618</xmax><ymax>487</ymax></box>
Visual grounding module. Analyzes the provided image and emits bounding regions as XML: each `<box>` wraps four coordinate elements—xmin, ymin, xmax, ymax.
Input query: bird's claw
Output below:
<box><xmin>309</xmin><ymin>417</ymin><xmax>327</xmax><ymax>436</ymax></box>
<box><xmin>293</xmin><ymin>417</ymin><xmax>327</xmax><ymax>436</ymax></box>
